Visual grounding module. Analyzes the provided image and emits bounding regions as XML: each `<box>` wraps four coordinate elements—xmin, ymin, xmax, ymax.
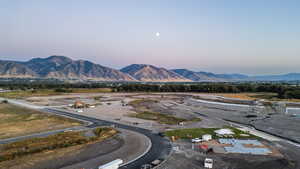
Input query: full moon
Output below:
<box><xmin>156</xmin><ymin>32</ymin><xmax>160</xmax><ymax>37</ymax></box>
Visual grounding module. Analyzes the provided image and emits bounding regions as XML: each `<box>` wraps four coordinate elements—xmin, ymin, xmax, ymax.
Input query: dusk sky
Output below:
<box><xmin>1</xmin><ymin>0</ymin><xmax>300</xmax><ymax>75</ymax></box>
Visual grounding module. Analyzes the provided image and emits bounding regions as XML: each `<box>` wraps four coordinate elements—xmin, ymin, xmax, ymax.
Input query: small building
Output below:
<box><xmin>204</xmin><ymin>158</ymin><xmax>213</xmax><ymax>169</ymax></box>
<box><xmin>73</xmin><ymin>101</ymin><xmax>85</xmax><ymax>109</ymax></box>
<box><xmin>202</xmin><ymin>134</ymin><xmax>212</xmax><ymax>141</ymax></box>
<box><xmin>178</xmin><ymin>122</ymin><xmax>185</xmax><ymax>126</ymax></box>
<box><xmin>214</xmin><ymin>128</ymin><xmax>234</xmax><ymax>136</ymax></box>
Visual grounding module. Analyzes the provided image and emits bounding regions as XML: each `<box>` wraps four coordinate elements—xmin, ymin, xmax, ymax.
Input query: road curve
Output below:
<box><xmin>0</xmin><ymin>97</ymin><xmax>171</xmax><ymax>169</ymax></box>
<box><xmin>44</xmin><ymin>108</ymin><xmax>172</xmax><ymax>169</ymax></box>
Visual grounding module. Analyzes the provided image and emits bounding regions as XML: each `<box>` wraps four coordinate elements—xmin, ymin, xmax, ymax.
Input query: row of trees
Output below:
<box><xmin>115</xmin><ymin>83</ymin><xmax>300</xmax><ymax>99</ymax></box>
<box><xmin>115</xmin><ymin>83</ymin><xmax>284</xmax><ymax>92</ymax></box>
<box><xmin>1</xmin><ymin>80</ymin><xmax>300</xmax><ymax>99</ymax></box>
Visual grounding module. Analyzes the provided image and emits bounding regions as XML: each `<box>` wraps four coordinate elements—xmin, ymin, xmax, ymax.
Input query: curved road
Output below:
<box><xmin>44</xmin><ymin>108</ymin><xmax>172</xmax><ymax>169</ymax></box>
<box><xmin>0</xmin><ymin>97</ymin><xmax>172</xmax><ymax>169</ymax></box>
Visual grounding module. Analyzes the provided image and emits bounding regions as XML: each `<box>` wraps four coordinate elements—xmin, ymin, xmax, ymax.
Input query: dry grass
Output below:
<box><xmin>129</xmin><ymin>111</ymin><xmax>188</xmax><ymax>125</ymax></box>
<box><xmin>71</xmin><ymin>88</ymin><xmax>112</xmax><ymax>93</ymax></box>
<box><xmin>0</xmin><ymin>128</ymin><xmax>117</xmax><ymax>163</ymax></box>
<box><xmin>0</xmin><ymin>90</ymin><xmax>61</xmax><ymax>99</ymax></box>
<box><xmin>0</xmin><ymin>88</ymin><xmax>112</xmax><ymax>99</ymax></box>
<box><xmin>0</xmin><ymin>103</ymin><xmax>81</xmax><ymax>139</ymax></box>
<box><xmin>216</xmin><ymin>93</ymin><xmax>259</xmax><ymax>100</ymax></box>
<box><xmin>0</xmin><ymin>142</ymin><xmax>84</xmax><ymax>169</ymax></box>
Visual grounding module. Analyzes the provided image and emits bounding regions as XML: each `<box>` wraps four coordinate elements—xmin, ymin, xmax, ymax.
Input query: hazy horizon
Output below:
<box><xmin>1</xmin><ymin>1</ymin><xmax>300</xmax><ymax>75</ymax></box>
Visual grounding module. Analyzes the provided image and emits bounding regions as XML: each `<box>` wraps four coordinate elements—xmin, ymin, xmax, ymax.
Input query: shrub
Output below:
<box><xmin>54</xmin><ymin>88</ymin><xmax>73</xmax><ymax>93</ymax></box>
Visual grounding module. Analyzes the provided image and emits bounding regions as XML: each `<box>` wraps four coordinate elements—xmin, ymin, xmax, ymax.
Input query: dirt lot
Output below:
<box><xmin>0</xmin><ymin>103</ymin><xmax>80</xmax><ymax>139</ymax></box>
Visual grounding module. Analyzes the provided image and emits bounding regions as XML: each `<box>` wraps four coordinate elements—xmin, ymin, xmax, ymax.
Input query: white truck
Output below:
<box><xmin>98</xmin><ymin>159</ymin><xmax>123</xmax><ymax>169</ymax></box>
<box><xmin>204</xmin><ymin>158</ymin><xmax>213</xmax><ymax>169</ymax></box>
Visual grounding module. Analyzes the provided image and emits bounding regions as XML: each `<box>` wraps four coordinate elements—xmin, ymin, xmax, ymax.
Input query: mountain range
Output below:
<box><xmin>121</xmin><ymin>64</ymin><xmax>190</xmax><ymax>82</ymax></box>
<box><xmin>0</xmin><ymin>56</ymin><xmax>300</xmax><ymax>82</ymax></box>
<box><xmin>0</xmin><ymin>56</ymin><xmax>134</xmax><ymax>81</ymax></box>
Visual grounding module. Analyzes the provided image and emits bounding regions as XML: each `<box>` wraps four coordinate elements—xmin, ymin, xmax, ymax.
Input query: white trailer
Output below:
<box><xmin>98</xmin><ymin>159</ymin><xmax>123</xmax><ymax>169</ymax></box>
<box><xmin>202</xmin><ymin>134</ymin><xmax>212</xmax><ymax>141</ymax></box>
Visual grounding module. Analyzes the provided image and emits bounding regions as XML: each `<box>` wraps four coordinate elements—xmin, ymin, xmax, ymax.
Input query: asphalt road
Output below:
<box><xmin>0</xmin><ymin>126</ymin><xmax>87</xmax><ymax>145</ymax></box>
<box><xmin>44</xmin><ymin>108</ymin><xmax>172</xmax><ymax>169</ymax></box>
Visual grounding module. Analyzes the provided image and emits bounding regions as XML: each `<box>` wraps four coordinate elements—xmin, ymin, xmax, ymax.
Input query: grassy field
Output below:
<box><xmin>0</xmin><ymin>127</ymin><xmax>117</xmax><ymax>162</ymax></box>
<box><xmin>129</xmin><ymin>99</ymin><xmax>201</xmax><ymax>125</ymax></box>
<box><xmin>128</xmin><ymin>99</ymin><xmax>159</xmax><ymax>107</ymax></box>
<box><xmin>130</xmin><ymin>111</ymin><xmax>200</xmax><ymax>125</ymax></box>
<box><xmin>0</xmin><ymin>89</ymin><xmax>60</xmax><ymax>99</ymax></box>
<box><xmin>0</xmin><ymin>88</ymin><xmax>112</xmax><ymax>99</ymax></box>
<box><xmin>165</xmin><ymin>127</ymin><xmax>258</xmax><ymax>139</ymax></box>
<box><xmin>0</xmin><ymin>103</ymin><xmax>81</xmax><ymax>139</ymax></box>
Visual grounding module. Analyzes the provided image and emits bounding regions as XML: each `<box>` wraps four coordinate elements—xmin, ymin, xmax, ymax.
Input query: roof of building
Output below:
<box><xmin>214</xmin><ymin>128</ymin><xmax>234</xmax><ymax>135</ymax></box>
<box><xmin>74</xmin><ymin>100</ymin><xmax>85</xmax><ymax>105</ymax></box>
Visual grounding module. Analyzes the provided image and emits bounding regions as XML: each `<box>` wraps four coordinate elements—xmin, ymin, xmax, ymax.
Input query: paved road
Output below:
<box><xmin>59</xmin><ymin>129</ymin><xmax>151</xmax><ymax>169</ymax></box>
<box><xmin>0</xmin><ymin>126</ymin><xmax>87</xmax><ymax>145</ymax></box>
<box><xmin>0</xmin><ymin>98</ymin><xmax>172</xmax><ymax>169</ymax></box>
<box><xmin>44</xmin><ymin>108</ymin><xmax>172</xmax><ymax>169</ymax></box>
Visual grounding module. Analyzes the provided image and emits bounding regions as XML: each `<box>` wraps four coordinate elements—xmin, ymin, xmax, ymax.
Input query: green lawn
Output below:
<box><xmin>165</xmin><ymin>127</ymin><xmax>258</xmax><ymax>139</ymax></box>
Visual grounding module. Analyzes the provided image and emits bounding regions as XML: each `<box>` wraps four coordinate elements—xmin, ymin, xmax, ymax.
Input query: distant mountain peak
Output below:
<box><xmin>121</xmin><ymin>64</ymin><xmax>191</xmax><ymax>82</ymax></box>
<box><xmin>0</xmin><ymin>56</ymin><xmax>135</xmax><ymax>81</ymax></box>
<box><xmin>172</xmin><ymin>69</ymin><xmax>249</xmax><ymax>82</ymax></box>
